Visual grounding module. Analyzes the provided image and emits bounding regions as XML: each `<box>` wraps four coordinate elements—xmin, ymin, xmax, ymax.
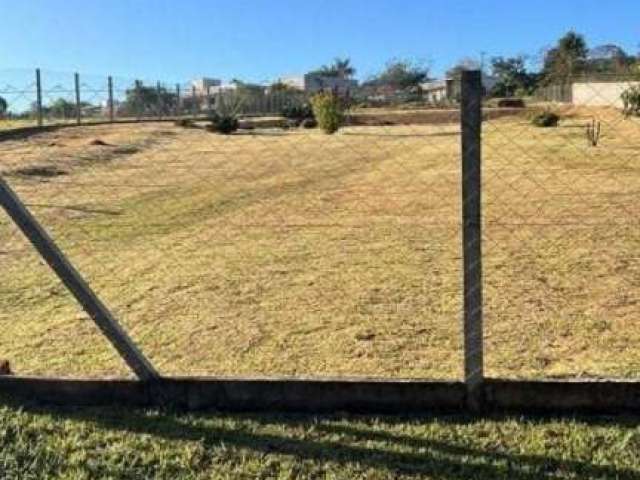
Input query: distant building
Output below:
<box><xmin>422</xmin><ymin>73</ymin><xmax>498</xmax><ymax>102</ymax></box>
<box><xmin>279</xmin><ymin>73</ymin><xmax>358</xmax><ymax>95</ymax></box>
<box><xmin>192</xmin><ymin>77</ymin><xmax>222</xmax><ymax>95</ymax></box>
<box><xmin>420</xmin><ymin>79</ymin><xmax>453</xmax><ymax>103</ymax></box>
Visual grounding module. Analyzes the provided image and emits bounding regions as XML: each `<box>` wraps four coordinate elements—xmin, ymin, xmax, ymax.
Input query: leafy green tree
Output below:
<box><xmin>48</xmin><ymin>98</ymin><xmax>94</xmax><ymax>118</ymax></box>
<box><xmin>446</xmin><ymin>58</ymin><xmax>481</xmax><ymax>80</ymax></box>
<box><xmin>587</xmin><ymin>44</ymin><xmax>636</xmax><ymax>74</ymax></box>
<box><xmin>230</xmin><ymin>80</ymin><xmax>265</xmax><ymax>95</ymax></box>
<box><xmin>269</xmin><ymin>81</ymin><xmax>296</xmax><ymax>92</ymax></box>
<box><xmin>122</xmin><ymin>84</ymin><xmax>177</xmax><ymax>116</ymax></box>
<box><xmin>490</xmin><ymin>56</ymin><xmax>538</xmax><ymax>97</ymax></box>
<box><xmin>542</xmin><ymin>31</ymin><xmax>588</xmax><ymax>83</ymax></box>
<box><xmin>49</xmin><ymin>98</ymin><xmax>77</xmax><ymax>118</ymax></box>
<box><xmin>315</xmin><ymin>57</ymin><xmax>356</xmax><ymax>79</ymax></box>
<box><xmin>366</xmin><ymin>59</ymin><xmax>429</xmax><ymax>90</ymax></box>
<box><xmin>0</xmin><ymin>96</ymin><xmax>7</xmax><ymax>118</ymax></box>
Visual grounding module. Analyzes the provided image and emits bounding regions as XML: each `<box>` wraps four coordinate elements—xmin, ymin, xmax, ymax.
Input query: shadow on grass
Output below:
<box><xmin>3</xmin><ymin>399</ymin><xmax>638</xmax><ymax>479</ymax></box>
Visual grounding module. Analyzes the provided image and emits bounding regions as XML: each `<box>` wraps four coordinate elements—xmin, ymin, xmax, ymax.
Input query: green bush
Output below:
<box><xmin>621</xmin><ymin>86</ymin><xmax>640</xmax><ymax>117</ymax></box>
<box><xmin>205</xmin><ymin>115</ymin><xmax>240</xmax><ymax>135</ymax></box>
<box><xmin>206</xmin><ymin>114</ymin><xmax>239</xmax><ymax>134</ymax></box>
<box><xmin>301</xmin><ymin>118</ymin><xmax>318</xmax><ymax>129</ymax></box>
<box><xmin>310</xmin><ymin>92</ymin><xmax>344</xmax><ymax>134</ymax></box>
<box><xmin>497</xmin><ymin>98</ymin><xmax>525</xmax><ymax>108</ymax></box>
<box><xmin>281</xmin><ymin>103</ymin><xmax>314</xmax><ymax>121</ymax></box>
<box><xmin>532</xmin><ymin>111</ymin><xmax>560</xmax><ymax>127</ymax></box>
<box><xmin>174</xmin><ymin>118</ymin><xmax>195</xmax><ymax>128</ymax></box>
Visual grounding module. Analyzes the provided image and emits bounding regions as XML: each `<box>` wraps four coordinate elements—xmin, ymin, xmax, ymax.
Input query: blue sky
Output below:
<box><xmin>1</xmin><ymin>0</ymin><xmax>638</xmax><ymax>83</ymax></box>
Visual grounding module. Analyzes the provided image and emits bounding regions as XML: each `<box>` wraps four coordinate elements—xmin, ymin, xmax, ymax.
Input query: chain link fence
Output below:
<box><xmin>1</xmin><ymin>68</ymin><xmax>639</xmax><ymax>388</ymax></box>
<box><xmin>0</xmin><ymin>68</ymin><xmax>309</xmax><ymax>129</ymax></box>
<box><xmin>485</xmin><ymin>75</ymin><xmax>640</xmax><ymax>379</ymax></box>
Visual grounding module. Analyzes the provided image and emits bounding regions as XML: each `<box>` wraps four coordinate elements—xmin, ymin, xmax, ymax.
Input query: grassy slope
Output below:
<box><xmin>0</xmin><ymin>110</ymin><xmax>639</xmax><ymax>380</ymax></box>
<box><xmin>1</xmin><ymin>403</ymin><xmax>639</xmax><ymax>479</ymax></box>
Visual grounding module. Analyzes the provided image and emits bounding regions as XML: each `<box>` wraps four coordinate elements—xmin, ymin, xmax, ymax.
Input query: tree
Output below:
<box><xmin>314</xmin><ymin>57</ymin><xmax>356</xmax><ymax>79</ymax></box>
<box><xmin>542</xmin><ymin>31</ymin><xmax>588</xmax><ymax>83</ymax></box>
<box><xmin>0</xmin><ymin>96</ymin><xmax>7</xmax><ymax>118</ymax></box>
<box><xmin>269</xmin><ymin>81</ymin><xmax>296</xmax><ymax>93</ymax></box>
<box><xmin>230</xmin><ymin>80</ymin><xmax>265</xmax><ymax>95</ymax></box>
<box><xmin>587</xmin><ymin>44</ymin><xmax>635</xmax><ymax>74</ymax></box>
<box><xmin>49</xmin><ymin>98</ymin><xmax>77</xmax><ymax>118</ymax></box>
<box><xmin>446</xmin><ymin>58</ymin><xmax>482</xmax><ymax>80</ymax></box>
<box><xmin>490</xmin><ymin>56</ymin><xmax>538</xmax><ymax>97</ymax></box>
<box><xmin>366</xmin><ymin>59</ymin><xmax>430</xmax><ymax>90</ymax></box>
<box><xmin>122</xmin><ymin>84</ymin><xmax>178</xmax><ymax>116</ymax></box>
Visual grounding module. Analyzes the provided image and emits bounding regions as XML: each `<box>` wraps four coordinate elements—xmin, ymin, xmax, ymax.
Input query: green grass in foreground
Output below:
<box><xmin>0</xmin><ymin>401</ymin><xmax>639</xmax><ymax>479</ymax></box>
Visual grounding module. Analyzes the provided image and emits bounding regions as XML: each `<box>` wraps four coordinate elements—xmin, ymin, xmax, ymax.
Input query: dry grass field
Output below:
<box><xmin>0</xmin><ymin>107</ymin><xmax>639</xmax><ymax>379</ymax></box>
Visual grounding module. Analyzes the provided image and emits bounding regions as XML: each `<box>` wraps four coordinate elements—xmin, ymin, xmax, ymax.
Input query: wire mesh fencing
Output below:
<box><xmin>1</xmin><ymin>69</ymin><xmax>639</xmax><ymax>385</ymax></box>
<box><xmin>0</xmin><ymin>68</ymin><xmax>465</xmax><ymax>380</ymax></box>
<box><xmin>0</xmin><ymin>68</ymin><xmax>312</xmax><ymax>130</ymax></box>
<box><xmin>483</xmin><ymin>74</ymin><xmax>640</xmax><ymax>379</ymax></box>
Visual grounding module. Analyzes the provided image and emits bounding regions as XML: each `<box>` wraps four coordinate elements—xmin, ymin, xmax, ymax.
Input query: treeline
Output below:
<box><xmin>272</xmin><ymin>31</ymin><xmax>639</xmax><ymax>99</ymax></box>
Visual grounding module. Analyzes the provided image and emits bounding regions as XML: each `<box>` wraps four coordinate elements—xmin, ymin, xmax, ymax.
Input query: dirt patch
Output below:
<box><xmin>112</xmin><ymin>145</ymin><xmax>141</xmax><ymax>155</ymax></box>
<box><xmin>8</xmin><ymin>165</ymin><xmax>68</xmax><ymax>178</ymax></box>
<box><xmin>88</xmin><ymin>139</ymin><xmax>111</xmax><ymax>146</ymax></box>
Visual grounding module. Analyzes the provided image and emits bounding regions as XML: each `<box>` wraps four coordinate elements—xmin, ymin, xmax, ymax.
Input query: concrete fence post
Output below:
<box><xmin>157</xmin><ymin>81</ymin><xmax>163</xmax><ymax>120</ymax></box>
<box><xmin>74</xmin><ymin>72</ymin><xmax>81</xmax><ymax>125</ymax></box>
<box><xmin>460</xmin><ymin>70</ymin><xmax>484</xmax><ymax>409</ymax></box>
<box><xmin>191</xmin><ymin>85</ymin><xmax>197</xmax><ymax>117</ymax></box>
<box><xmin>206</xmin><ymin>85</ymin><xmax>212</xmax><ymax>115</ymax></box>
<box><xmin>35</xmin><ymin>68</ymin><xmax>43</xmax><ymax>127</ymax></box>
<box><xmin>135</xmin><ymin>80</ymin><xmax>142</xmax><ymax>120</ymax></box>
<box><xmin>175</xmin><ymin>83</ymin><xmax>181</xmax><ymax>117</ymax></box>
<box><xmin>107</xmin><ymin>76</ymin><xmax>114</xmax><ymax>122</ymax></box>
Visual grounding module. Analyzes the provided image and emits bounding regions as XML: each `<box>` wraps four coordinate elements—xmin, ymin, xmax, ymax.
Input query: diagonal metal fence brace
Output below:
<box><xmin>0</xmin><ymin>177</ymin><xmax>160</xmax><ymax>380</ymax></box>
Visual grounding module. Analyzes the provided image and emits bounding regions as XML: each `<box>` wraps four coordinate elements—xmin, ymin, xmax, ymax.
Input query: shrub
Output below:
<box><xmin>532</xmin><ymin>111</ymin><xmax>560</xmax><ymax>127</ymax></box>
<box><xmin>281</xmin><ymin>103</ymin><xmax>314</xmax><ymax>121</ymax></box>
<box><xmin>206</xmin><ymin>115</ymin><xmax>239</xmax><ymax>134</ymax></box>
<box><xmin>310</xmin><ymin>91</ymin><xmax>344</xmax><ymax>134</ymax></box>
<box><xmin>497</xmin><ymin>98</ymin><xmax>525</xmax><ymax>108</ymax></box>
<box><xmin>586</xmin><ymin>118</ymin><xmax>601</xmax><ymax>147</ymax></box>
<box><xmin>300</xmin><ymin>118</ymin><xmax>318</xmax><ymax>129</ymax></box>
<box><xmin>621</xmin><ymin>86</ymin><xmax>640</xmax><ymax>117</ymax></box>
<box><xmin>174</xmin><ymin>118</ymin><xmax>195</xmax><ymax>128</ymax></box>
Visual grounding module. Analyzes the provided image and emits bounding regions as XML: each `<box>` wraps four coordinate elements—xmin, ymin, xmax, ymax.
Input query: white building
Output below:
<box><xmin>421</xmin><ymin>73</ymin><xmax>498</xmax><ymax>101</ymax></box>
<box><xmin>572</xmin><ymin>81</ymin><xmax>639</xmax><ymax>108</ymax></box>
<box><xmin>192</xmin><ymin>77</ymin><xmax>222</xmax><ymax>95</ymax></box>
<box><xmin>279</xmin><ymin>73</ymin><xmax>358</xmax><ymax>95</ymax></box>
<box><xmin>420</xmin><ymin>79</ymin><xmax>451</xmax><ymax>102</ymax></box>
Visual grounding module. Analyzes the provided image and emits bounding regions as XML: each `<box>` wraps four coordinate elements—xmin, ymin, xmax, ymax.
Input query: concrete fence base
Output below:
<box><xmin>1</xmin><ymin>376</ymin><xmax>640</xmax><ymax>413</ymax></box>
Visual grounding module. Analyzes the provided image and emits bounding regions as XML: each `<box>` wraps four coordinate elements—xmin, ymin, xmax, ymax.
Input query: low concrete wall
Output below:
<box><xmin>572</xmin><ymin>81</ymin><xmax>639</xmax><ymax>108</ymax></box>
<box><xmin>0</xmin><ymin>376</ymin><xmax>466</xmax><ymax>413</ymax></box>
<box><xmin>486</xmin><ymin>379</ymin><xmax>640</xmax><ymax>412</ymax></box>
<box><xmin>3</xmin><ymin>376</ymin><xmax>640</xmax><ymax>413</ymax></box>
<box><xmin>348</xmin><ymin>108</ymin><xmax>524</xmax><ymax>126</ymax></box>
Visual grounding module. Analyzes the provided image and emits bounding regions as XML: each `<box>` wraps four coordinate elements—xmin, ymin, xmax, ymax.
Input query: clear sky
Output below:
<box><xmin>1</xmin><ymin>0</ymin><xmax>638</xmax><ymax>83</ymax></box>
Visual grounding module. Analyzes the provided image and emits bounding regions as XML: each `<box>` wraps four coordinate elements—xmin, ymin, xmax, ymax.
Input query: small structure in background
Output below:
<box><xmin>278</xmin><ymin>73</ymin><xmax>358</xmax><ymax>95</ymax></box>
<box><xmin>420</xmin><ymin>79</ymin><xmax>454</xmax><ymax>103</ymax></box>
<box><xmin>192</xmin><ymin>77</ymin><xmax>222</xmax><ymax>96</ymax></box>
<box><xmin>425</xmin><ymin>73</ymin><xmax>497</xmax><ymax>102</ymax></box>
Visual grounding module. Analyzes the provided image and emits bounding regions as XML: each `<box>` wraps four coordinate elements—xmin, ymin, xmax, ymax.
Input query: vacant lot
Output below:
<box><xmin>0</xmin><ymin>108</ymin><xmax>639</xmax><ymax>379</ymax></box>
